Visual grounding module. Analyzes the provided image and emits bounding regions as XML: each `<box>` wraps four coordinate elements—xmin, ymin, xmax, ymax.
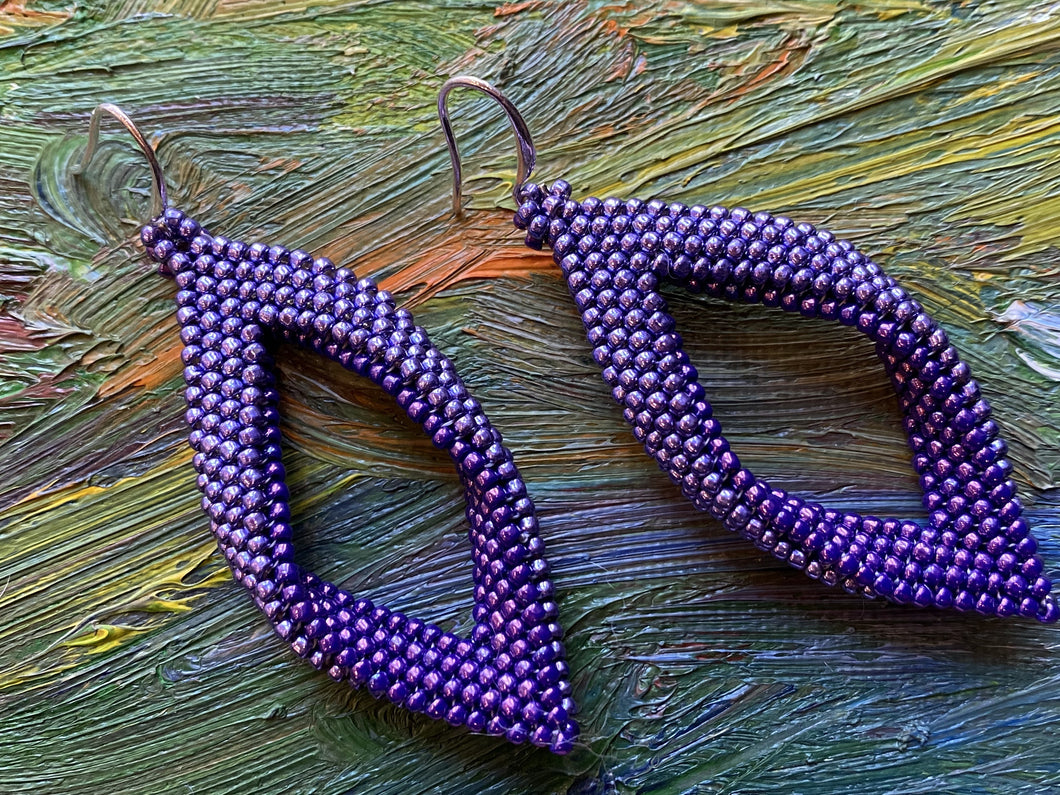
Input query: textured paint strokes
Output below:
<box><xmin>2</xmin><ymin>1</ymin><xmax>1060</xmax><ymax>793</ymax></box>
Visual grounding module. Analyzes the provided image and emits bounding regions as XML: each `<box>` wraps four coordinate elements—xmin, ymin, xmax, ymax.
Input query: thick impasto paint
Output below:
<box><xmin>1</xmin><ymin>1</ymin><xmax>1059</xmax><ymax>793</ymax></box>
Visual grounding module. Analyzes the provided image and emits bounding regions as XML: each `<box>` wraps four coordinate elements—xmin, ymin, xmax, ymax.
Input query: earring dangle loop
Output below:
<box><xmin>438</xmin><ymin>78</ymin><xmax>1058</xmax><ymax>624</ymax></box>
<box><xmin>76</xmin><ymin>105</ymin><xmax>580</xmax><ymax>753</ymax></box>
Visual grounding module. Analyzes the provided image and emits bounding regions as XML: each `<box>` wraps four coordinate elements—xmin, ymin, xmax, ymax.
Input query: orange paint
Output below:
<box><xmin>494</xmin><ymin>1</ymin><xmax>547</xmax><ymax>18</ymax></box>
<box><xmin>379</xmin><ymin>243</ymin><xmax>554</xmax><ymax>306</ymax></box>
<box><xmin>98</xmin><ymin>342</ymin><xmax>182</xmax><ymax>399</ymax></box>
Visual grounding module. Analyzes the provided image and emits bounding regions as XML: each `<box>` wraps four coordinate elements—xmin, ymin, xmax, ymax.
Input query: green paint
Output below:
<box><xmin>2</xmin><ymin>1</ymin><xmax>1059</xmax><ymax>792</ymax></box>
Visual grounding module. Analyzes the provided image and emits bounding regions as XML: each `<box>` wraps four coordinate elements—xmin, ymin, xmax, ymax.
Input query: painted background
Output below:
<box><xmin>2</xmin><ymin>1</ymin><xmax>1059</xmax><ymax>792</ymax></box>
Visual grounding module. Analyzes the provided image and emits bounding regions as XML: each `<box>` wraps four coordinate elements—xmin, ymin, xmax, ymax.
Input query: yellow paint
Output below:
<box><xmin>63</xmin><ymin>623</ymin><xmax>147</xmax><ymax>654</ymax></box>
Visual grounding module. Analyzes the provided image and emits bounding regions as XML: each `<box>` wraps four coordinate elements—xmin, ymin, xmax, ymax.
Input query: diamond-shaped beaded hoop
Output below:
<box><xmin>514</xmin><ymin>179</ymin><xmax>1056</xmax><ymax>624</ymax></box>
<box><xmin>140</xmin><ymin>208</ymin><xmax>579</xmax><ymax>753</ymax></box>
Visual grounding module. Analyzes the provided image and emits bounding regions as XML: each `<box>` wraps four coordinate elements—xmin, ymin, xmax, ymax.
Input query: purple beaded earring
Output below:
<box><xmin>75</xmin><ymin>105</ymin><xmax>579</xmax><ymax>753</ymax></box>
<box><xmin>438</xmin><ymin>77</ymin><xmax>1057</xmax><ymax>624</ymax></box>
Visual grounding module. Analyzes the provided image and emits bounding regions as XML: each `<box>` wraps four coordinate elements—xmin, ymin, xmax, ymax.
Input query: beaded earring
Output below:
<box><xmin>75</xmin><ymin>105</ymin><xmax>579</xmax><ymax>753</ymax></box>
<box><xmin>438</xmin><ymin>77</ymin><xmax>1057</xmax><ymax>624</ymax></box>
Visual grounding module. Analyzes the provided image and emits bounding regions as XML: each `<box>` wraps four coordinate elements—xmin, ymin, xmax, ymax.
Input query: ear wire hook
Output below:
<box><xmin>437</xmin><ymin>76</ymin><xmax>536</xmax><ymax>216</ymax></box>
<box><xmin>73</xmin><ymin>103</ymin><xmax>168</xmax><ymax>218</ymax></box>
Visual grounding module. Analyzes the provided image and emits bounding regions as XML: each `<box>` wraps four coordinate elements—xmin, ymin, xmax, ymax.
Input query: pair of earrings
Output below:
<box><xmin>76</xmin><ymin>76</ymin><xmax>1057</xmax><ymax>755</ymax></box>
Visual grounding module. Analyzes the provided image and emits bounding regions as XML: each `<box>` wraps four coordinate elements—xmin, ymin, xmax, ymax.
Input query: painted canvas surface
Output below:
<box><xmin>1</xmin><ymin>1</ymin><xmax>1058</xmax><ymax>792</ymax></box>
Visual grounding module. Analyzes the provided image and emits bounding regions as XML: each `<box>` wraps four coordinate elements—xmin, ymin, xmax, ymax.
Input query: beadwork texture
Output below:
<box><xmin>140</xmin><ymin>208</ymin><xmax>578</xmax><ymax>753</ymax></box>
<box><xmin>515</xmin><ymin>179</ymin><xmax>1057</xmax><ymax>623</ymax></box>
